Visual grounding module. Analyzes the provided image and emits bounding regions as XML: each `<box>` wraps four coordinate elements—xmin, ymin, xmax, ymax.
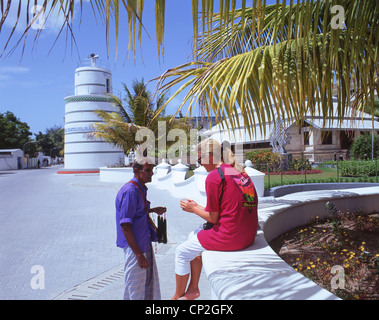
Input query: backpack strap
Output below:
<box><xmin>203</xmin><ymin>166</ymin><xmax>225</xmax><ymax>231</ymax></box>
<box><xmin>128</xmin><ymin>180</ymin><xmax>157</xmax><ymax>233</ymax></box>
<box><xmin>217</xmin><ymin>166</ymin><xmax>225</xmax><ymax>180</ymax></box>
<box><xmin>217</xmin><ymin>166</ymin><xmax>226</xmax><ymax>206</ymax></box>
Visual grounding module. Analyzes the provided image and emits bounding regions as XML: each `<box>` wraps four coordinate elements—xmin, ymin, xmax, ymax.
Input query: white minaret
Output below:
<box><xmin>59</xmin><ymin>54</ymin><xmax>124</xmax><ymax>173</ymax></box>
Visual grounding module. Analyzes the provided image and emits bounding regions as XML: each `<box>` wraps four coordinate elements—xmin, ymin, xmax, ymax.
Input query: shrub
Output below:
<box><xmin>245</xmin><ymin>149</ymin><xmax>282</xmax><ymax>172</ymax></box>
<box><xmin>339</xmin><ymin>160</ymin><xmax>378</xmax><ymax>177</ymax></box>
<box><xmin>288</xmin><ymin>154</ymin><xmax>312</xmax><ymax>171</ymax></box>
<box><xmin>350</xmin><ymin>133</ymin><xmax>379</xmax><ymax>160</ymax></box>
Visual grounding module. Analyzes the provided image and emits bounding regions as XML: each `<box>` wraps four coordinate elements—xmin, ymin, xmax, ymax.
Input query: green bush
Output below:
<box><xmin>339</xmin><ymin>160</ymin><xmax>378</xmax><ymax>177</ymax></box>
<box><xmin>245</xmin><ymin>149</ymin><xmax>282</xmax><ymax>172</ymax></box>
<box><xmin>288</xmin><ymin>154</ymin><xmax>312</xmax><ymax>171</ymax></box>
<box><xmin>350</xmin><ymin>133</ymin><xmax>379</xmax><ymax>159</ymax></box>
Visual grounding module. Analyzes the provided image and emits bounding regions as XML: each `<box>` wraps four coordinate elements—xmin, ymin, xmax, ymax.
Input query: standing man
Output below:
<box><xmin>116</xmin><ymin>158</ymin><xmax>166</xmax><ymax>300</ymax></box>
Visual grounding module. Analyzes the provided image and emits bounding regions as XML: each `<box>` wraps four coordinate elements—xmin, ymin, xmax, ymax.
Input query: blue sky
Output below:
<box><xmin>0</xmin><ymin>0</ymin><xmax>197</xmax><ymax>136</ymax></box>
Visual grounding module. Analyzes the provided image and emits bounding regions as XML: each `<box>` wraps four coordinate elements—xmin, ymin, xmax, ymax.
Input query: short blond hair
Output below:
<box><xmin>197</xmin><ymin>139</ymin><xmax>243</xmax><ymax>172</ymax></box>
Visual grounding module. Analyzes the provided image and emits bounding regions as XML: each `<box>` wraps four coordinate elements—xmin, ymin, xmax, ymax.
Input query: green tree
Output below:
<box><xmin>0</xmin><ymin>111</ymin><xmax>32</xmax><ymax>151</ymax></box>
<box><xmin>90</xmin><ymin>79</ymin><xmax>166</xmax><ymax>154</ymax></box>
<box><xmin>46</xmin><ymin>125</ymin><xmax>64</xmax><ymax>157</ymax></box>
<box><xmin>350</xmin><ymin>133</ymin><xmax>379</xmax><ymax>160</ymax></box>
<box><xmin>90</xmin><ymin>79</ymin><xmax>191</xmax><ymax>156</ymax></box>
<box><xmin>35</xmin><ymin>125</ymin><xmax>64</xmax><ymax>157</ymax></box>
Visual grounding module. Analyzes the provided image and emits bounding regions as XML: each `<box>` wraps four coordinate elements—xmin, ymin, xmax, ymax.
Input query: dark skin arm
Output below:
<box><xmin>121</xmin><ymin>223</ymin><xmax>149</xmax><ymax>269</ymax></box>
<box><xmin>120</xmin><ymin>207</ymin><xmax>166</xmax><ymax>269</ymax></box>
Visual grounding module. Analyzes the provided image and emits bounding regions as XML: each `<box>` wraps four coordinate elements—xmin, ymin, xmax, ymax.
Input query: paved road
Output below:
<box><xmin>0</xmin><ymin>166</ymin><xmax>211</xmax><ymax>300</ymax></box>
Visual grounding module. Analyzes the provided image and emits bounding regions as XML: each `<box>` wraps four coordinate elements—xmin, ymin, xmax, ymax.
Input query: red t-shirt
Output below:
<box><xmin>197</xmin><ymin>164</ymin><xmax>258</xmax><ymax>251</ymax></box>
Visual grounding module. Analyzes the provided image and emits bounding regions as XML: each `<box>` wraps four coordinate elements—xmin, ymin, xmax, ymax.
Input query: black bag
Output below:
<box><xmin>157</xmin><ymin>214</ymin><xmax>167</xmax><ymax>244</ymax></box>
<box><xmin>202</xmin><ymin>166</ymin><xmax>225</xmax><ymax>230</ymax></box>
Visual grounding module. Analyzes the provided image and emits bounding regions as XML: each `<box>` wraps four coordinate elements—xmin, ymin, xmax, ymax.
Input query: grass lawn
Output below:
<box><xmin>265</xmin><ymin>166</ymin><xmax>379</xmax><ymax>189</ymax></box>
<box><xmin>188</xmin><ymin>166</ymin><xmax>378</xmax><ymax>189</ymax></box>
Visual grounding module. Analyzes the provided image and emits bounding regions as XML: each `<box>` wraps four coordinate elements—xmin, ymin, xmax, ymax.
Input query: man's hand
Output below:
<box><xmin>121</xmin><ymin>223</ymin><xmax>149</xmax><ymax>269</ymax></box>
<box><xmin>136</xmin><ymin>253</ymin><xmax>149</xmax><ymax>269</ymax></box>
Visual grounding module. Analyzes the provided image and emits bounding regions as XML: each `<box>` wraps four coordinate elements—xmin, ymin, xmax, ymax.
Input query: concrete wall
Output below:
<box><xmin>0</xmin><ymin>157</ymin><xmax>18</xmax><ymax>170</ymax></box>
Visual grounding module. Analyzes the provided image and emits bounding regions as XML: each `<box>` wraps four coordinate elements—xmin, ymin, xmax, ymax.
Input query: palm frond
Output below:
<box><xmin>1</xmin><ymin>0</ymin><xmax>378</xmax><ymax>137</ymax></box>
<box><xmin>154</xmin><ymin>0</ymin><xmax>379</xmax><ymax>139</ymax></box>
<box><xmin>89</xmin><ymin>110</ymin><xmax>142</xmax><ymax>154</ymax></box>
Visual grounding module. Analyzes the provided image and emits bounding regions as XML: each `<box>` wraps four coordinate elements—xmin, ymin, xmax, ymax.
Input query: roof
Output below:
<box><xmin>0</xmin><ymin>149</ymin><xmax>23</xmax><ymax>153</ymax></box>
<box><xmin>305</xmin><ymin>117</ymin><xmax>379</xmax><ymax>131</ymax></box>
<box><xmin>204</xmin><ymin>100</ymin><xmax>379</xmax><ymax>144</ymax></box>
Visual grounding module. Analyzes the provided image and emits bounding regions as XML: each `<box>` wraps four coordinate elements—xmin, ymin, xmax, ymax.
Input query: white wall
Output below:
<box><xmin>0</xmin><ymin>157</ymin><xmax>18</xmax><ymax>170</ymax></box>
<box><xmin>99</xmin><ymin>159</ymin><xmax>266</xmax><ymax>204</ymax></box>
<box><xmin>0</xmin><ymin>149</ymin><xmax>24</xmax><ymax>170</ymax></box>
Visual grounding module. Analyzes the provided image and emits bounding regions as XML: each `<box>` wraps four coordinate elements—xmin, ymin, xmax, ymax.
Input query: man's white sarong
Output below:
<box><xmin>123</xmin><ymin>245</ymin><xmax>161</xmax><ymax>300</ymax></box>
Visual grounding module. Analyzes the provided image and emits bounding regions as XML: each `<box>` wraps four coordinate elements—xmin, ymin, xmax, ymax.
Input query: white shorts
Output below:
<box><xmin>175</xmin><ymin>227</ymin><xmax>206</xmax><ymax>276</ymax></box>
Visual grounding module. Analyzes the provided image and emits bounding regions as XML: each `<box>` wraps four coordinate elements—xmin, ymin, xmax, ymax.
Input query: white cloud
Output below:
<box><xmin>0</xmin><ymin>65</ymin><xmax>50</xmax><ymax>88</ymax></box>
<box><xmin>0</xmin><ymin>74</ymin><xmax>12</xmax><ymax>82</ymax></box>
<box><xmin>0</xmin><ymin>66</ymin><xmax>30</xmax><ymax>74</ymax></box>
<box><xmin>0</xmin><ymin>65</ymin><xmax>28</xmax><ymax>87</ymax></box>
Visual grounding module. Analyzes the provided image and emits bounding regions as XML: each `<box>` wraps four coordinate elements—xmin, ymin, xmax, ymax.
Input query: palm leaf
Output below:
<box><xmin>89</xmin><ymin>110</ymin><xmax>142</xmax><ymax>154</ymax></box>
<box><xmin>1</xmin><ymin>0</ymin><xmax>378</xmax><ymax>136</ymax></box>
<box><xmin>154</xmin><ymin>0</ymin><xmax>378</xmax><ymax>139</ymax></box>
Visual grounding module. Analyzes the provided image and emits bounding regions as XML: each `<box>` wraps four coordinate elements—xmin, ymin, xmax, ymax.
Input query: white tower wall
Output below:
<box><xmin>60</xmin><ymin>55</ymin><xmax>124</xmax><ymax>173</ymax></box>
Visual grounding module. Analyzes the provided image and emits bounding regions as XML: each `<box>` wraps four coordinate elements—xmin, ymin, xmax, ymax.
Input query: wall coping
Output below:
<box><xmin>202</xmin><ymin>186</ymin><xmax>379</xmax><ymax>300</ymax></box>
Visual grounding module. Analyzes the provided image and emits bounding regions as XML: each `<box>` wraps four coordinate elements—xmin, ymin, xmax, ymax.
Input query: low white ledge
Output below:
<box><xmin>99</xmin><ymin>167</ymin><xmax>133</xmax><ymax>183</ymax></box>
<box><xmin>100</xmin><ymin>160</ymin><xmax>266</xmax><ymax>202</ymax></box>
<box><xmin>202</xmin><ymin>186</ymin><xmax>379</xmax><ymax>300</ymax></box>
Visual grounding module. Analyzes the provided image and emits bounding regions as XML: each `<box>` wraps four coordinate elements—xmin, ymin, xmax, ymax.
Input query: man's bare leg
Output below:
<box><xmin>181</xmin><ymin>256</ymin><xmax>202</xmax><ymax>300</ymax></box>
<box><xmin>171</xmin><ymin>273</ymin><xmax>190</xmax><ymax>300</ymax></box>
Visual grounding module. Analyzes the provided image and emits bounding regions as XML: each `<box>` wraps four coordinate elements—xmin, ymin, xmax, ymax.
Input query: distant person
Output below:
<box><xmin>172</xmin><ymin>139</ymin><xmax>258</xmax><ymax>300</ymax></box>
<box><xmin>115</xmin><ymin>156</ymin><xmax>167</xmax><ymax>300</ymax></box>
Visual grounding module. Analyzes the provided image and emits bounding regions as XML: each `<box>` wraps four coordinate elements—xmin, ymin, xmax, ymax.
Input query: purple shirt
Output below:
<box><xmin>115</xmin><ymin>177</ymin><xmax>158</xmax><ymax>252</ymax></box>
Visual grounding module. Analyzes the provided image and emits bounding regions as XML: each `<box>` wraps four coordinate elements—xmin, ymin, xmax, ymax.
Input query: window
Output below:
<box><xmin>106</xmin><ymin>78</ymin><xmax>110</xmax><ymax>93</ymax></box>
<box><xmin>321</xmin><ymin>131</ymin><xmax>333</xmax><ymax>145</ymax></box>
<box><xmin>304</xmin><ymin>131</ymin><xmax>310</xmax><ymax>146</ymax></box>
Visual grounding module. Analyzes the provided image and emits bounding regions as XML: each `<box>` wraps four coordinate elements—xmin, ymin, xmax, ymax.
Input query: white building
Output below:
<box><xmin>0</xmin><ymin>149</ymin><xmax>24</xmax><ymax>170</ymax></box>
<box><xmin>59</xmin><ymin>54</ymin><xmax>124</xmax><ymax>173</ymax></box>
<box><xmin>204</xmin><ymin>99</ymin><xmax>379</xmax><ymax>162</ymax></box>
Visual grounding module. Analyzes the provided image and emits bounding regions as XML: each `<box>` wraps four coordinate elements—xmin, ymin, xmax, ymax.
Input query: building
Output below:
<box><xmin>204</xmin><ymin>99</ymin><xmax>379</xmax><ymax>163</ymax></box>
<box><xmin>0</xmin><ymin>149</ymin><xmax>24</xmax><ymax>170</ymax></box>
<box><xmin>59</xmin><ymin>54</ymin><xmax>124</xmax><ymax>173</ymax></box>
